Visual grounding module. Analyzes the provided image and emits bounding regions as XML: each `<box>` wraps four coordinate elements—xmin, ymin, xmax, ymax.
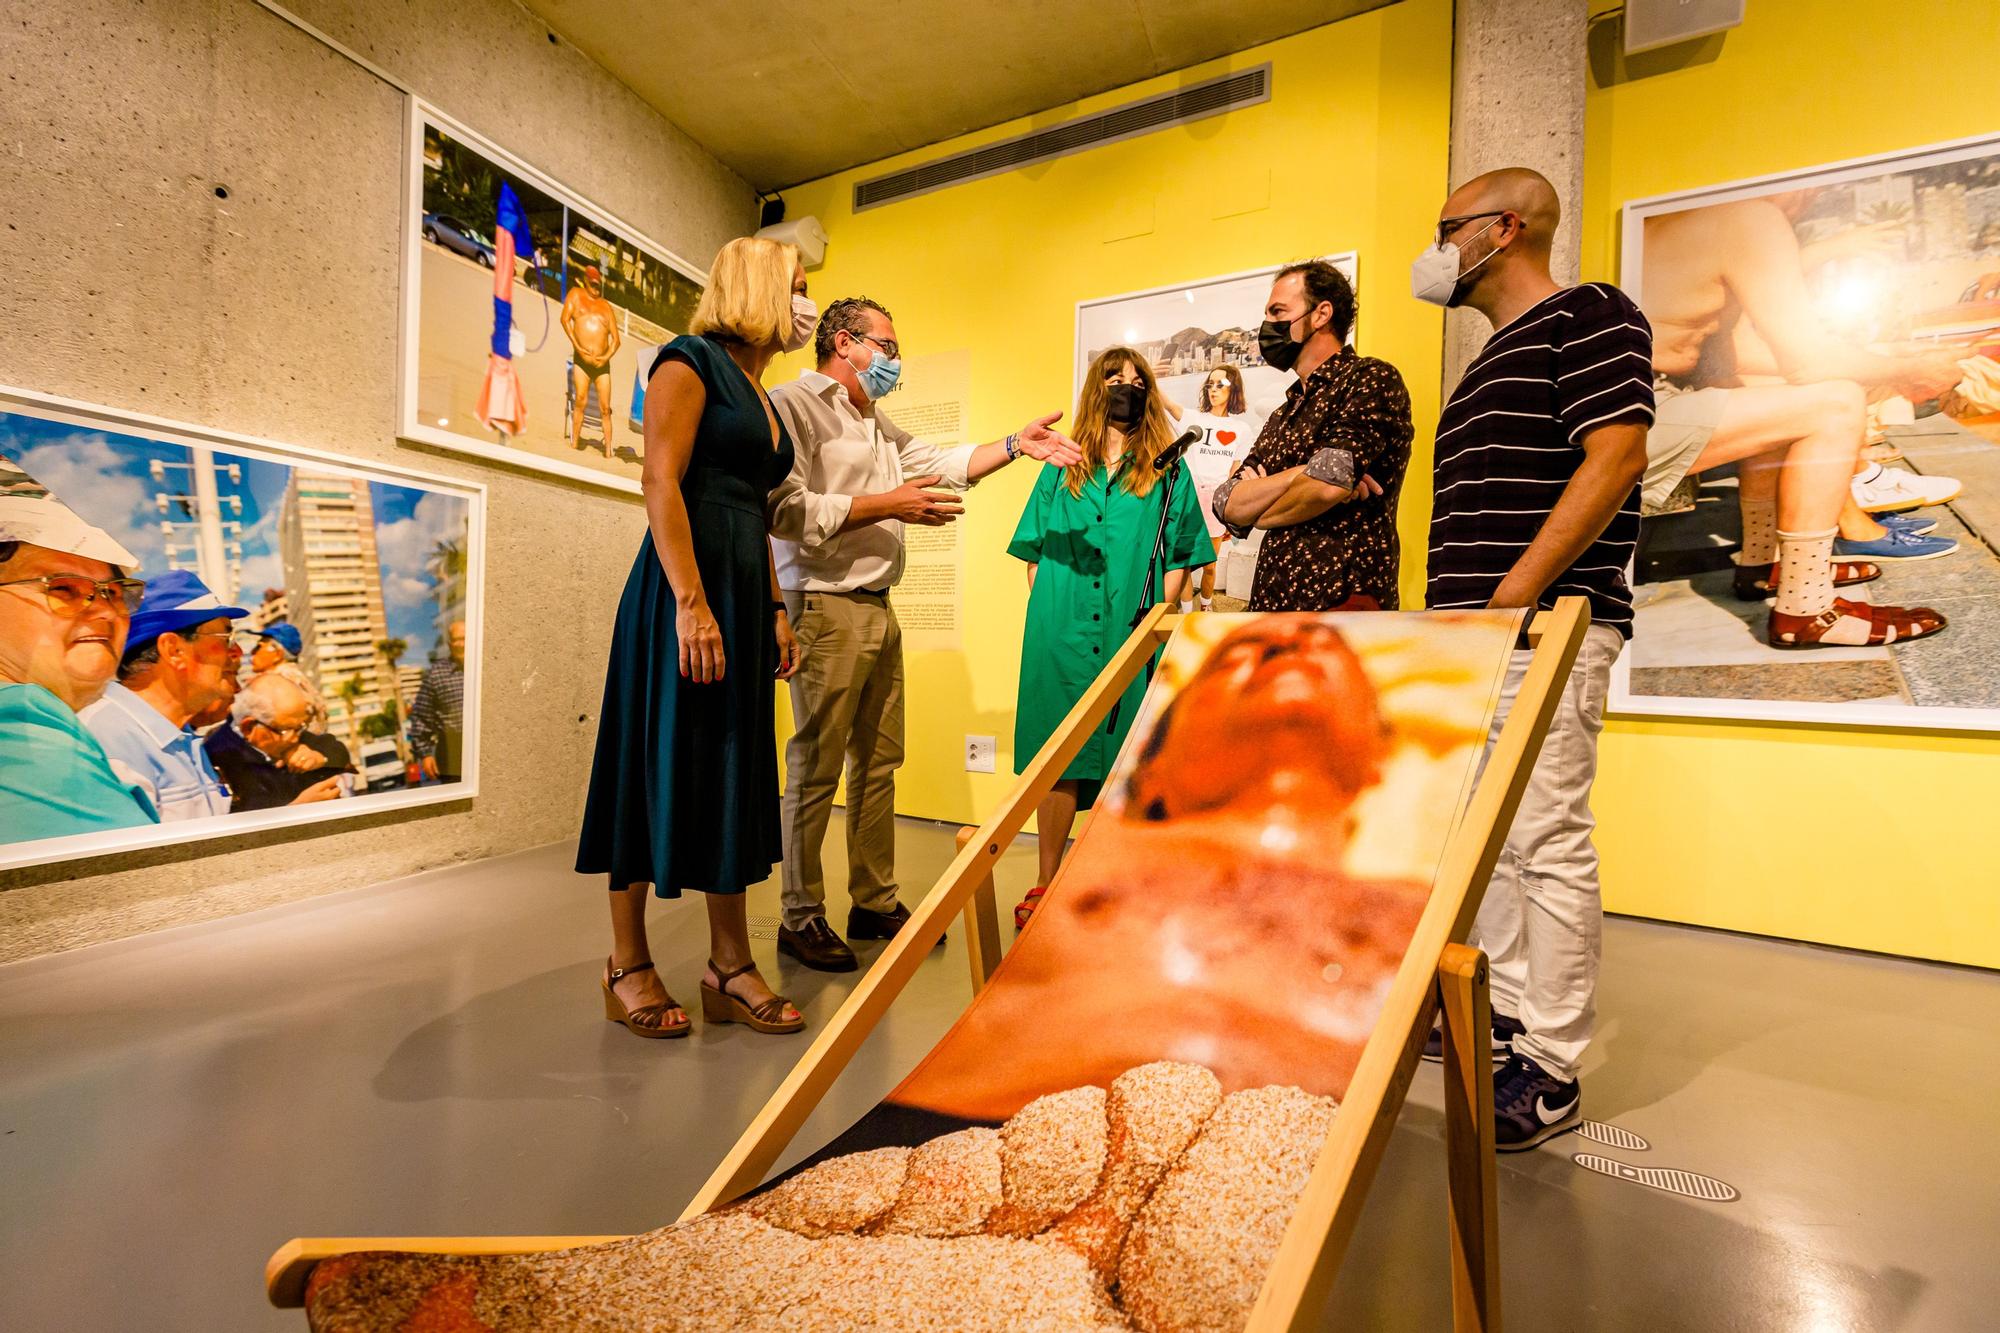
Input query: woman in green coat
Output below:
<box><xmin>1008</xmin><ymin>346</ymin><xmax>1209</xmax><ymax>921</ymax></box>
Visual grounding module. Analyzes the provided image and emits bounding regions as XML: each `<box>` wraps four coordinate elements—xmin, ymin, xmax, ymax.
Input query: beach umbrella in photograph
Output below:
<box><xmin>475</xmin><ymin>181</ymin><xmax>532</xmax><ymax>437</ymax></box>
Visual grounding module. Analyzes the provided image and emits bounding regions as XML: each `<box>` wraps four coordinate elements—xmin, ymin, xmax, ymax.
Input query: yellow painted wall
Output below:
<box><xmin>773</xmin><ymin>0</ymin><xmax>1457</xmax><ymax>828</ymax></box>
<box><xmin>1581</xmin><ymin>0</ymin><xmax>2000</xmax><ymax>967</ymax></box>
<box><xmin>776</xmin><ymin>0</ymin><xmax>2000</xmax><ymax>969</ymax></box>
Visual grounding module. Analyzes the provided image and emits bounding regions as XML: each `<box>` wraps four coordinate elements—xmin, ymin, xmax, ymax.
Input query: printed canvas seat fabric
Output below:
<box><xmin>296</xmin><ymin>610</ymin><xmax>1527</xmax><ymax>1332</ymax></box>
<box><xmin>575</xmin><ymin>334</ymin><xmax>795</xmax><ymax>896</ymax></box>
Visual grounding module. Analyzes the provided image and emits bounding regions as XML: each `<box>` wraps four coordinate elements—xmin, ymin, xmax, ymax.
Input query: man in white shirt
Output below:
<box><xmin>768</xmin><ymin>296</ymin><xmax>1080</xmax><ymax>970</ymax></box>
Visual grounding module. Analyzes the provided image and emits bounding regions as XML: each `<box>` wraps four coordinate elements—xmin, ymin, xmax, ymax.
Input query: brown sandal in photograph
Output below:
<box><xmin>602</xmin><ymin>959</ymin><xmax>690</xmax><ymax>1039</ymax></box>
<box><xmin>700</xmin><ymin>959</ymin><xmax>805</xmax><ymax>1034</ymax></box>
<box><xmin>1731</xmin><ymin>558</ymin><xmax>1880</xmax><ymax>601</ymax></box>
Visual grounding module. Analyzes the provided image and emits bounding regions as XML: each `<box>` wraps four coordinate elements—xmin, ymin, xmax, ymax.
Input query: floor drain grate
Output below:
<box><xmin>1574</xmin><ymin>1154</ymin><xmax>1739</xmax><ymax>1202</ymax></box>
<box><xmin>1575</xmin><ymin>1120</ymin><xmax>1650</xmax><ymax>1152</ymax></box>
<box><xmin>748</xmin><ymin>915</ymin><xmax>779</xmax><ymax>941</ymax></box>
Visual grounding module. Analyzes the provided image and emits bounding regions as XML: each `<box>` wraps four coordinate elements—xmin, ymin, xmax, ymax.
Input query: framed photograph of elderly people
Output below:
<box><xmin>1617</xmin><ymin>131</ymin><xmax>2000</xmax><ymax>732</ymax></box>
<box><xmin>1074</xmin><ymin>255</ymin><xmax>1359</xmax><ymax>604</ymax></box>
<box><xmin>399</xmin><ymin>100</ymin><xmax>707</xmax><ymax>494</ymax></box>
<box><xmin>0</xmin><ymin>385</ymin><xmax>485</xmax><ymax>872</ymax></box>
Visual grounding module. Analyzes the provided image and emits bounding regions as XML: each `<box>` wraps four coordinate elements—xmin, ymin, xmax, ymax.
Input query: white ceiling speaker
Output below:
<box><xmin>755</xmin><ymin>216</ymin><xmax>828</xmax><ymax>269</ymax></box>
<box><xmin>1623</xmin><ymin>0</ymin><xmax>1746</xmax><ymax>54</ymax></box>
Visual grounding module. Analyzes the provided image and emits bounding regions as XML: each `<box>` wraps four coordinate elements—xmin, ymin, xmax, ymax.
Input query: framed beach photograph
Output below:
<box><xmin>399</xmin><ymin>101</ymin><xmax>707</xmax><ymax>494</ymax></box>
<box><xmin>1618</xmin><ymin>132</ymin><xmax>2000</xmax><ymax>731</ymax></box>
<box><xmin>0</xmin><ymin>386</ymin><xmax>485</xmax><ymax>872</ymax></box>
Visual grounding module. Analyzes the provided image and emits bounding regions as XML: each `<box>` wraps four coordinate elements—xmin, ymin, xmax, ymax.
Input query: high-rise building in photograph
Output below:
<box><xmin>278</xmin><ymin>473</ymin><xmax>394</xmax><ymax>745</ymax></box>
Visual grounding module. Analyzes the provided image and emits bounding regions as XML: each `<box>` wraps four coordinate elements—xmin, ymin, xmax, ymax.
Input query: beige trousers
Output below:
<box><xmin>1469</xmin><ymin>623</ymin><xmax>1622</xmax><ymax>1082</ymax></box>
<box><xmin>780</xmin><ymin>590</ymin><xmax>905</xmax><ymax>930</ymax></box>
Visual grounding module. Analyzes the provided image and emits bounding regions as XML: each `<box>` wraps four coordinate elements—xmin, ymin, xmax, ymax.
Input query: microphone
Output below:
<box><xmin>1154</xmin><ymin>427</ymin><xmax>1203</xmax><ymax>471</ymax></box>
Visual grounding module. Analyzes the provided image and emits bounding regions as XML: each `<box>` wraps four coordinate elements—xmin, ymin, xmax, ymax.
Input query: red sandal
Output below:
<box><xmin>1732</xmin><ymin>559</ymin><xmax>1880</xmax><ymax>601</ymax></box>
<box><xmin>1014</xmin><ymin>886</ymin><xmax>1047</xmax><ymax>930</ymax></box>
<box><xmin>1770</xmin><ymin>598</ymin><xmax>1947</xmax><ymax>648</ymax></box>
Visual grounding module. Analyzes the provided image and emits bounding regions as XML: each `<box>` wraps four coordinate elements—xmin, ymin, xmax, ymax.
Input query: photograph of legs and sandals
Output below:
<box><xmin>1624</xmin><ymin>133</ymin><xmax>2000</xmax><ymax>729</ymax></box>
<box><xmin>401</xmin><ymin>104</ymin><xmax>706</xmax><ymax>493</ymax></box>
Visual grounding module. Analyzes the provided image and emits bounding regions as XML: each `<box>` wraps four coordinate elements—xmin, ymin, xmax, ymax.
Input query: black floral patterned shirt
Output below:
<box><xmin>1224</xmin><ymin>347</ymin><xmax>1414</xmax><ymax>611</ymax></box>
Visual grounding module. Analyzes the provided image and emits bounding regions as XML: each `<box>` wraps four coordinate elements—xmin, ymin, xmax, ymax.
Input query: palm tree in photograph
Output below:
<box><xmin>375</xmin><ymin>637</ymin><xmax>411</xmax><ymax>765</ymax></box>
<box><xmin>336</xmin><ymin>673</ymin><xmax>368</xmax><ymax>763</ymax></box>
<box><xmin>427</xmin><ymin>537</ymin><xmax>466</xmax><ymax>595</ymax></box>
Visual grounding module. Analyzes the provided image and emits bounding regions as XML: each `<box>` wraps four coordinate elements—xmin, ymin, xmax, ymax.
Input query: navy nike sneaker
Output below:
<box><xmin>1422</xmin><ymin>1009</ymin><xmax>1525</xmax><ymax>1064</ymax></box>
<box><xmin>1493</xmin><ymin>1051</ymin><xmax>1581</xmax><ymax>1151</ymax></box>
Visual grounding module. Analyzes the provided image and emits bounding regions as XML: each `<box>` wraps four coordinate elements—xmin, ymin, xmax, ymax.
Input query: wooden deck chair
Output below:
<box><xmin>269</xmin><ymin>599</ymin><xmax>1589</xmax><ymax>1331</ymax></box>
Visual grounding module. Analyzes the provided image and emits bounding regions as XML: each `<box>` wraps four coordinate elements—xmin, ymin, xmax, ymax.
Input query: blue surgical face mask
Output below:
<box><xmin>848</xmin><ymin>339</ymin><xmax>902</xmax><ymax>400</ymax></box>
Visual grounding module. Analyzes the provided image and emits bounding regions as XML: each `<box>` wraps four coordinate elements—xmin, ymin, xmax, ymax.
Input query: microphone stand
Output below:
<box><xmin>1104</xmin><ymin>450</ymin><xmax>1186</xmax><ymax>736</ymax></box>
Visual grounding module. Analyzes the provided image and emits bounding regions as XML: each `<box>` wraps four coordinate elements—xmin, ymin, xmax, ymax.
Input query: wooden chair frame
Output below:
<box><xmin>269</xmin><ymin>598</ymin><xmax>1588</xmax><ymax>1332</ymax></box>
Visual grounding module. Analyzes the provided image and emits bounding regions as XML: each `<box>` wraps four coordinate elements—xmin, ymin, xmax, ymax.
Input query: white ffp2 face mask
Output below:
<box><xmin>1410</xmin><ymin>217</ymin><xmax>1502</xmax><ymax>308</ymax></box>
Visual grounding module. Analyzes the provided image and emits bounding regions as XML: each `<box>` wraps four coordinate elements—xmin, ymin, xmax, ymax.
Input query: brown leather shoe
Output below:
<box><xmin>777</xmin><ymin>916</ymin><xmax>858</xmax><ymax>972</ymax></box>
<box><xmin>846</xmin><ymin>902</ymin><xmax>912</xmax><ymax>940</ymax></box>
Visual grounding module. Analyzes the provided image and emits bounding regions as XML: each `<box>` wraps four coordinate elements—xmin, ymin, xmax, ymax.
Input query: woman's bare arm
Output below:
<box><xmin>641</xmin><ymin>361</ymin><xmax>727</xmax><ymax>682</ymax></box>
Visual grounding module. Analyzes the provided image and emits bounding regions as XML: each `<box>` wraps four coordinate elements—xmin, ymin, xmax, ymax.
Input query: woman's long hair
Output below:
<box><xmin>1066</xmin><ymin>347</ymin><xmax>1178</xmax><ymax>498</ymax></box>
<box><xmin>1202</xmin><ymin>363</ymin><xmax>1248</xmax><ymax>415</ymax></box>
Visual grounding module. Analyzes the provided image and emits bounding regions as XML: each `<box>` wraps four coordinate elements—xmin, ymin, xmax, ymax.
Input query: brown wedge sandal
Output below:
<box><xmin>700</xmin><ymin>959</ymin><xmax>805</xmax><ymax>1034</ymax></box>
<box><xmin>602</xmin><ymin>959</ymin><xmax>690</xmax><ymax>1039</ymax></box>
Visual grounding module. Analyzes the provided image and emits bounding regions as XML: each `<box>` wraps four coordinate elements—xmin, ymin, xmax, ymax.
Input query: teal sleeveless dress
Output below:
<box><xmin>577</xmin><ymin>334</ymin><xmax>794</xmax><ymax>896</ymax></box>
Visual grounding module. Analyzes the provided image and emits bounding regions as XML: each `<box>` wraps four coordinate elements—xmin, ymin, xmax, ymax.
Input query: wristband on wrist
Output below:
<box><xmin>1004</xmin><ymin>432</ymin><xmax>1021</xmax><ymax>460</ymax></box>
<box><xmin>772</xmin><ymin>599</ymin><xmax>787</xmax><ymax>613</ymax></box>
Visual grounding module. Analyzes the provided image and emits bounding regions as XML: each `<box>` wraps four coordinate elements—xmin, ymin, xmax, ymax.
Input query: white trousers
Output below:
<box><xmin>1469</xmin><ymin>623</ymin><xmax>1622</xmax><ymax>1082</ymax></box>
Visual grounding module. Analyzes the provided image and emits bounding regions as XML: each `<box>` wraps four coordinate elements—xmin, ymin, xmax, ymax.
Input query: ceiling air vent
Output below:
<box><xmin>852</xmin><ymin>64</ymin><xmax>1271</xmax><ymax>212</ymax></box>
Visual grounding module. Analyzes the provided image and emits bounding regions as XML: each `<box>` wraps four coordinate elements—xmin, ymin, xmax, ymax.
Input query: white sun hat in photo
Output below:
<box><xmin>0</xmin><ymin>454</ymin><xmax>140</xmax><ymax>567</ymax></box>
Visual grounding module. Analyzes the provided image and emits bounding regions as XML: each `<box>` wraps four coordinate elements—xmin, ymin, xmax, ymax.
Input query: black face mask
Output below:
<box><xmin>1105</xmin><ymin>381</ymin><xmax>1148</xmax><ymax>428</ymax></box>
<box><xmin>1258</xmin><ymin>315</ymin><xmax>1306</xmax><ymax>372</ymax></box>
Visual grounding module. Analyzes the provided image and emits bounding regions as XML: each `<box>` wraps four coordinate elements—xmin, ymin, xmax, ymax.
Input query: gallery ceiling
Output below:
<box><xmin>518</xmin><ymin>0</ymin><xmax>1395</xmax><ymax>190</ymax></box>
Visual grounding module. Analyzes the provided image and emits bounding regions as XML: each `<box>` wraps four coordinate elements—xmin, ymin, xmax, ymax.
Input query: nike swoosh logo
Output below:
<box><xmin>1534</xmin><ymin>1095</ymin><xmax>1572</xmax><ymax>1126</ymax></box>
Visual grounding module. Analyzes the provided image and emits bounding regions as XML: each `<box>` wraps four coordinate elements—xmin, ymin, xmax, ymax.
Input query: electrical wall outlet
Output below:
<box><xmin>965</xmin><ymin>734</ymin><xmax>996</xmax><ymax>773</ymax></box>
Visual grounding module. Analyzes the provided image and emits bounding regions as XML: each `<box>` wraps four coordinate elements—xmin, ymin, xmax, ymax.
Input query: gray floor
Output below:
<box><xmin>2</xmin><ymin>823</ymin><xmax>1996</xmax><ymax>1332</ymax></box>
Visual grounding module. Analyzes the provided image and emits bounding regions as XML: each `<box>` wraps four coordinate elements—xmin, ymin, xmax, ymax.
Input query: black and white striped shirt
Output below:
<box><xmin>1425</xmin><ymin>283</ymin><xmax>1655</xmax><ymax>639</ymax></box>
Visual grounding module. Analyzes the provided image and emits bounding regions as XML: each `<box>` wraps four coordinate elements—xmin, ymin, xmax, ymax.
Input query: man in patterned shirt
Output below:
<box><xmin>1416</xmin><ymin>168</ymin><xmax>1653</xmax><ymax>1151</ymax></box>
<box><xmin>1211</xmin><ymin>261</ymin><xmax>1414</xmax><ymax>610</ymax></box>
<box><xmin>407</xmin><ymin>620</ymin><xmax>466</xmax><ymax>783</ymax></box>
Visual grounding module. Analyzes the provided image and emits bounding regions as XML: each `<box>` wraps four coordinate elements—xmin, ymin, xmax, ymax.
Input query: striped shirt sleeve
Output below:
<box><xmin>1554</xmin><ymin>286</ymin><xmax>1656</xmax><ymax>444</ymax></box>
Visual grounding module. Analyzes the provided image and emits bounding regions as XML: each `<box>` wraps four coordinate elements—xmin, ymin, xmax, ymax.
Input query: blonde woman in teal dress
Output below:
<box><xmin>1008</xmin><ymin>346</ymin><xmax>1208</xmax><ymax>924</ymax></box>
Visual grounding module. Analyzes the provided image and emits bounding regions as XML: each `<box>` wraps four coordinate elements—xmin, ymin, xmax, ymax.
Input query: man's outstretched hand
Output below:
<box><xmin>1018</xmin><ymin>413</ymin><xmax>1084</xmax><ymax>468</ymax></box>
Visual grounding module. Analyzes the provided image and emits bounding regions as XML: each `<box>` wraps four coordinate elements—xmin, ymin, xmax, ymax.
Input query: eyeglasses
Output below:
<box><xmin>0</xmin><ymin>574</ymin><xmax>145</xmax><ymax>615</ymax></box>
<box><xmin>182</xmin><ymin>629</ymin><xmax>237</xmax><ymax>654</ymax></box>
<box><xmin>249</xmin><ymin>717</ymin><xmax>305</xmax><ymax>741</ymax></box>
<box><xmin>1435</xmin><ymin>211</ymin><xmax>1509</xmax><ymax>247</ymax></box>
<box><xmin>854</xmin><ymin>332</ymin><xmax>900</xmax><ymax>360</ymax></box>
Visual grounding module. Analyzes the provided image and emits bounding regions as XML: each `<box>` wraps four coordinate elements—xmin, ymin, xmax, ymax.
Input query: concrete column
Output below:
<box><xmin>1442</xmin><ymin>0</ymin><xmax>1588</xmax><ymax>386</ymax></box>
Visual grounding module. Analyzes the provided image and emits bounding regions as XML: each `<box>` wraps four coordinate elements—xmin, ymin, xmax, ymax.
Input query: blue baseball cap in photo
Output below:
<box><xmin>125</xmin><ymin>570</ymin><xmax>249</xmax><ymax>653</ymax></box>
<box><xmin>253</xmin><ymin>622</ymin><xmax>303</xmax><ymax>657</ymax></box>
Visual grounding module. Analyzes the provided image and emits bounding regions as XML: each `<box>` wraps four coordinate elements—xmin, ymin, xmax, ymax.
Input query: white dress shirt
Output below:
<box><xmin>768</xmin><ymin>369</ymin><xmax>979</xmax><ymax>593</ymax></box>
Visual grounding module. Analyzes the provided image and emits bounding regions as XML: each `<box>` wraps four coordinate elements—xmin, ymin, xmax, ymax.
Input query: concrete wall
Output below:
<box><xmin>1442</xmin><ymin>0</ymin><xmax>1587</xmax><ymax>384</ymax></box>
<box><xmin>0</xmin><ymin>0</ymin><xmax>756</xmax><ymax>960</ymax></box>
